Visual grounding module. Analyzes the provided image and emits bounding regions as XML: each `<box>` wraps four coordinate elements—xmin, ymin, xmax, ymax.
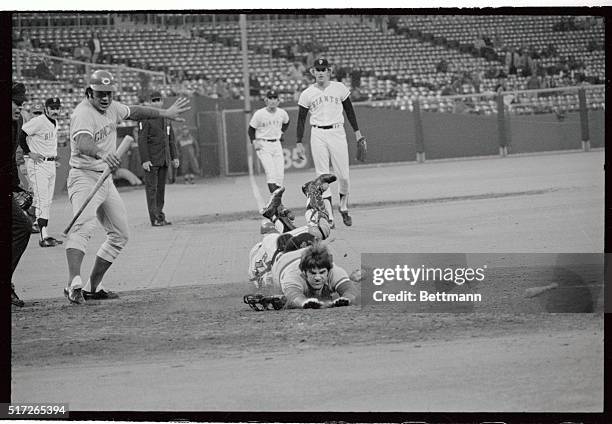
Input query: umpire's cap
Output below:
<box><xmin>266</xmin><ymin>89</ymin><xmax>279</xmax><ymax>98</ymax></box>
<box><xmin>313</xmin><ymin>58</ymin><xmax>330</xmax><ymax>70</ymax></box>
<box><xmin>89</xmin><ymin>70</ymin><xmax>118</xmax><ymax>91</ymax></box>
<box><xmin>12</xmin><ymin>82</ymin><xmax>27</xmax><ymax>106</ymax></box>
<box><xmin>45</xmin><ymin>97</ymin><xmax>61</xmax><ymax>108</ymax></box>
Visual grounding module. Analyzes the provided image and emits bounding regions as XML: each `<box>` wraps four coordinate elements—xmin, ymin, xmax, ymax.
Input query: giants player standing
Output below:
<box><xmin>296</xmin><ymin>58</ymin><xmax>365</xmax><ymax>227</ymax></box>
<box><xmin>18</xmin><ymin>97</ymin><xmax>64</xmax><ymax>247</ymax></box>
<box><xmin>248</xmin><ymin>89</ymin><xmax>294</xmax><ymax>225</ymax></box>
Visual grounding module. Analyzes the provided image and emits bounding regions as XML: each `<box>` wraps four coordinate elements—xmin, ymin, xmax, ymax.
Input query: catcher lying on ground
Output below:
<box><xmin>244</xmin><ymin>174</ymin><xmax>359</xmax><ymax>310</ymax></box>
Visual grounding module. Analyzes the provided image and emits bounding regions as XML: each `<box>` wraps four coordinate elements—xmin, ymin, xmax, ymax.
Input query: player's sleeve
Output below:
<box><xmin>296</xmin><ymin>106</ymin><xmax>309</xmax><ymax>143</ymax></box>
<box><xmin>339</xmin><ymin>82</ymin><xmax>351</xmax><ymax>101</ymax></box>
<box><xmin>331</xmin><ymin>266</ymin><xmax>359</xmax><ymax>303</ymax></box>
<box><xmin>297</xmin><ymin>90</ymin><xmax>310</xmax><ymax>109</ymax></box>
<box><xmin>20</xmin><ymin>117</ymin><xmax>37</xmax><ymax>136</ymax></box>
<box><xmin>18</xmin><ymin>130</ymin><xmax>30</xmax><ymax>154</ymax></box>
<box><xmin>248</xmin><ymin>126</ymin><xmax>256</xmax><ymax>142</ymax></box>
<box><xmin>280</xmin><ymin>272</ymin><xmax>309</xmax><ymax>308</ymax></box>
<box><xmin>342</xmin><ymin>97</ymin><xmax>359</xmax><ymax>132</ymax></box>
<box><xmin>114</xmin><ymin>102</ymin><xmax>131</xmax><ymax>122</ymax></box>
<box><xmin>248</xmin><ymin>110</ymin><xmax>259</xmax><ymax>128</ymax></box>
<box><xmin>70</xmin><ymin>112</ymin><xmax>94</xmax><ymax>141</ymax></box>
<box><xmin>282</xmin><ymin>109</ymin><xmax>290</xmax><ymax>124</ymax></box>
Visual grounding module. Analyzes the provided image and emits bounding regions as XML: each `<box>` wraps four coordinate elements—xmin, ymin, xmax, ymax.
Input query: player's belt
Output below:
<box><xmin>263</xmin><ymin>139</ymin><xmax>279</xmax><ymax>142</ymax></box>
<box><xmin>44</xmin><ymin>157</ymin><xmax>57</xmax><ymax>161</ymax></box>
<box><xmin>312</xmin><ymin>123</ymin><xmax>342</xmax><ymax>129</ymax></box>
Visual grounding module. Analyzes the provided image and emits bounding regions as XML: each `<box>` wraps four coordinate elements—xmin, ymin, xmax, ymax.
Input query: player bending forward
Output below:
<box><xmin>296</xmin><ymin>57</ymin><xmax>367</xmax><ymax>228</ymax></box>
<box><xmin>64</xmin><ymin>70</ymin><xmax>190</xmax><ymax>304</ymax></box>
<box><xmin>245</xmin><ymin>174</ymin><xmax>359</xmax><ymax>310</ymax></box>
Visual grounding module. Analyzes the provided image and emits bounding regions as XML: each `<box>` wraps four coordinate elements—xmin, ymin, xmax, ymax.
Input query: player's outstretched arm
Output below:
<box><xmin>127</xmin><ymin>97</ymin><xmax>191</xmax><ymax>122</ymax></box>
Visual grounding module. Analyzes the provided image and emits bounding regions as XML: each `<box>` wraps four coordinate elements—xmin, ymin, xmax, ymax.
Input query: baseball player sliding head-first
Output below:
<box><xmin>18</xmin><ymin>97</ymin><xmax>63</xmax><ymax>247</ymax></box>
<box><xmin>64</xmin><ymin>69</ymin><xmax>190</xmax><ymax>305</ymax></box>
<box><xmin>296</xmin><ymin>57</ymin><xmax>366</xmax><ymax>228</ymax></box>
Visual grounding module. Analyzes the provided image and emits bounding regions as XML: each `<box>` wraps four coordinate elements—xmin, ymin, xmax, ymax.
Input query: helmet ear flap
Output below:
<box><xmin>310</xmin><ymin>68</ymin><xmax>316</xmax><ymax>77</ymax></box>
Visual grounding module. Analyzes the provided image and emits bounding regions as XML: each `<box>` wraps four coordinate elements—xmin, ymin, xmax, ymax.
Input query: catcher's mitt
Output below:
<box><xmin>244</xmin><ymin>293</ymin><xmax>286</xmax><ymax>311</ymax></box>
<box><xmin>356</xmin><ymin>136</ymin><xmax>367</xmax><ymax>162</ymax></box>
<box><xmin>13</xmin><ymin>190</ymin><xmax>33</xmax><ymax>211</ymax></box>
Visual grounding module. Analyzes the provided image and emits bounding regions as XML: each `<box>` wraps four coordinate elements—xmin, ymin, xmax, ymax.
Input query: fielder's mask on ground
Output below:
<box><xmin>89</xmin><ymin>70</ymin><xmax>118</xmax><ymax>92</ymax></box>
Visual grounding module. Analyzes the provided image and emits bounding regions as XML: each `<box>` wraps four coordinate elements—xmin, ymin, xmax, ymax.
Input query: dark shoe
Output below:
<box><xmin>277</xmin><ymin>203</ymin><xmax>295</xmax><ymax>222</ymax></box>
<box><xmin>39</xmin><ymin>236</ymin><xmax>63</xmax><ymax>247</ymax></box>
<box><xmin>261</xmin><ymin>186</ymin><xmax>285</xmax><ymax>220</ymax></box>
<box><xmin>160</xmin><ymin>219</ymin><xmax>172</xmax><ymax>225</ymax></box>
<box><xmin>152</xmin><ymin>220</ymin><xmax>164</xmax><ymax>226</ymax></box>
<box><xmin>83</xmin><ymin>289</ymin><xmax>119</xmax><ymax>300</ymax></box>
<box><xmin>11</xmin><ymin>289</ymin><xmax>25</xmax><ymax>307</ymax></box>
<box><xmin>339</xmin><ymin>209</ymin><xmax>352</xmax><ymax>226</ymax></box>
<box><xmin>64</xmin><ymin>287</ymin><xmax>85</xmax><ymax>305</ymax></box>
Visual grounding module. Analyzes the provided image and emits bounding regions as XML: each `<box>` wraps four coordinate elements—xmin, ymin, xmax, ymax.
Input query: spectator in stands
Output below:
<box><xmin>16</xmin><ymin>29</ymin><xmax>33</xmax><ymax>50</ymax></box>
<box><xmin>473</xmin><ymin>31</ymin><xmax>486</xmax><ymax>55</ymax></box>
<box><xmin>214</xmin><ymin>78</ymin><xmax>229</xmax><ymax>99</ymax></box>
<box><xmin>540</xmin><ymin>42</ymin><xmax>557</xmax><ymax>58</ymax></box>
<box><xmin>88</xmin><ymin>31</ymin><xmax>103</xmax><ymax>64</ymax></box>
<box><xmin>249</xmin><ymin>73</ymin><xmax>261</xmax><ymax>100</ymax></box>
<box><xmin>35</xmin><ymin>58</ymin><xmax>56</xmax><ymax>81</ymax></box>
<box><xmin>505</xmin><ymin>47</ymin><xmax>520</xmax><ymax>75</ymax></box>
<box><xmin>73</xmin><ymin>40</ymin><xmax>92</xmax><ymax>74</ymax></box>
<box><xmin>492</xmin><ymin>30</ymin><xmax>504</xmax><ymax>50</ymax></box>
<box><xmin>526</xmin><ymin>74</ymin><xmax>541</xmax><ymax>91</ymax></box>
<box><xmin>350</xmin><ymin>66</ymin><xmax>362</xmax><ymax>89</ymax></box>
<box><xmin>436</xmin><ymin>58</ymin><xmax>449</xmax><ymax>73</ymax></box>
<box><xmin>387</xmin><ymin>15</ymin><xmax>399</xmax><ymax>34</ymax></box>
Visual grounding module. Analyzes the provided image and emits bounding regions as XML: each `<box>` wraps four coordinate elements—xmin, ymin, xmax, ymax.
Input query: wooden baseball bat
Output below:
<box><xmin>62</xmin><ymin>135</ymin><xmax>133</xmax><ymax>237</ymax></box>
<box><xmin>524</xmin><ymin>283</ymin><xmax>559</xmax><ymax>298</ymax></box>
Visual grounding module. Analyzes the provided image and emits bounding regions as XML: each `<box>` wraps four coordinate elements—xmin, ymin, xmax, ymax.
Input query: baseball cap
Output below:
<box><xmin>12</xmin><ymin>82</ymin><xmax>27</xmax><ymax>106</ymax></box>
<box><xmin>150</xmin><ymin>91</ymin><xmax>162</xmax><ymax>101</ymax></box>
<box><xmin>32</xmin><ymin>104</ymin><xmax>44</xmax><ymax>114</ymax></box>
<box><xmin>314</xmin><ymin>58</ymin><xmax>329</xmax><ymax>70</ymax></box>
<box><xmin>45</xmin><ymin>97</ymin><xmax>61</xmax><ymax>108</ymax></box>
<box><xmin>266</xmin><ymin>90</ymin><xmax>279</xmax><ymax>98</ymax></box>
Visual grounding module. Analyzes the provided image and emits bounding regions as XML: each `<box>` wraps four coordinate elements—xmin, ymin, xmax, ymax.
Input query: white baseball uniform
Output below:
<box><xmin>298</xmin><ymin>81</ymin><xmax>351</xmax><ymax>198</ymax></box>
<box><xmin>66</xmin><ymin>98</ymin><xmax>131</xmax><ymax>262</ymax></box>
<box><xmin>21</xmin><ymin>114</ymin><xmax>59</xmax><ymax>221</ymax></box>
<box><xmin>249</xmin><ymin>107</ymin><xmax>289</xmax><ymax>187</ymax></box>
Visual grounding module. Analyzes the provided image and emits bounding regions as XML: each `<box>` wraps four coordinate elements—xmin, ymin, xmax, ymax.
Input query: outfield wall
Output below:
<box><xmin>50</xmin><ymin>104</ymin><xmax>603</xmax><ymax>194</ymax></box>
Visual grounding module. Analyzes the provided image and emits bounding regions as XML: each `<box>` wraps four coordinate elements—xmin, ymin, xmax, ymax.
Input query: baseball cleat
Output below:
<box><xmin>261</xmin><ymin>186</ymin><xmax>285</xmax><ymax>220</ymax></box>
<box><xmin>277</xmin><ymin>203</ymin><xmax>295</xmax><ymax>222</ymax></box>
<box><xmin>64</xmin><ymin>287</ymin><xmax>86</xmax><ymax>305</ymax></box>
<box><xmin>11</xmin><ymin>289</ymin><xmax>25</xmax><ymax>307</ymax></box>
<box><xmin>339</xmin><ymin>209</ymin><xmax>352</xmax><ymax>226</ymax></box>
<box><xmin>83</xmin><ymin>289</ymin><xmax>119</xmax><ymax>300</ymax></box>
<box><xmin>39</xmin><ymin>237</ymin><xmax>63</xmax><ymax>247</ymax></box>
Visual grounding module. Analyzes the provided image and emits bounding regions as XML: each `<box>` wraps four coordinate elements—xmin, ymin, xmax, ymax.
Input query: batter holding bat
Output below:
<box><xmin>296</xmin><ymin>57</ymin><xmax>367</xmax><ymax>228</ymax></box>
<box><xmin>64</xmin><ymin>70</ymin><xmax>190</xmax><ymax>304</ymax></box>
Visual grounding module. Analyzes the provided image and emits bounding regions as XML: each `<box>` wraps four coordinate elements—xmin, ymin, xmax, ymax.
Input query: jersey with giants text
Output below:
<box><xmin>69</xmin><ymin>99</ymin><xmax>130</xmax><ymax>171</ymax></box>
<box><xmin>21</xmin><ymin>114</ymin><xmax>58</xmax><ymax>157</ymax></box>
<box><xmin>297</xmin><ymin>81</ymin><xmax>350</xmax><ymax>126</ymax></box>
<box><xmin>249</xmin><ymin>107</ymin><xmax>289</xmax><ymax>140</ymax></box>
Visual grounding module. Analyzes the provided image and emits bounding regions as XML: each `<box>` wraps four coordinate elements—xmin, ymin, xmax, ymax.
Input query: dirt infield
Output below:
<box><xmin>10</xmin><ymin>151</ymin><xmax>604</xmax><ymax>412</ymax></box>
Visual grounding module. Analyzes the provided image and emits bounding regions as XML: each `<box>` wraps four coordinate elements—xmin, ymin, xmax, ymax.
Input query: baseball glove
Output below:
<box><xmin>13</xmin><ymin>190</ymin><xmax>33</xmax><ymax>211</ymax></box>
<box><xmin>356</xmin><ymin>136</ymin><xmax>367</xmax><ymax>162</ymax></box>
<box><xmin>244</xmin><ymin>293</ymin><xmax>286</xmax><ymax>311</ymax></box>
<box><xmin>302</xmin><ymin>298</ymin><xmax>323</xmax><ymax>309</ymax></box>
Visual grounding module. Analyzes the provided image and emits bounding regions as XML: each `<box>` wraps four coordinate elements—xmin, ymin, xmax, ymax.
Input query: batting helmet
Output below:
<box><xmin>89</xmin><ymin>70</ymin><xmax>118</xmax><ymax>91</ymax></box>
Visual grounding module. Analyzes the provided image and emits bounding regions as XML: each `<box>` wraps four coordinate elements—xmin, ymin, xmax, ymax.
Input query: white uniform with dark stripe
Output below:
<box><xmin>66</xmin><ymin>99</ymin><xmax>131</xmax><ymax>262</ymax></box>
<box><xmin>298</xmin><ymin>81</ymin><xmax>351</xmax><ymax>198</ymax></box>
<box><xmin>21</xmin><ymin>114</ymin><xmax>58</xmax><ymax>220</ymax></box>
<box><xmin>249</xmin><ymin>107</ymin><xmax>289</xmax><ymax>187</ymax></box>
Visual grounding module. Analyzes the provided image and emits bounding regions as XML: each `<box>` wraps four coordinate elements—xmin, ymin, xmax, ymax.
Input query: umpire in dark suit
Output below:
<box><xmin>138</xmin><ymin>91</ymin><xmax>179</xmax><ymax>226</ymax></box>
